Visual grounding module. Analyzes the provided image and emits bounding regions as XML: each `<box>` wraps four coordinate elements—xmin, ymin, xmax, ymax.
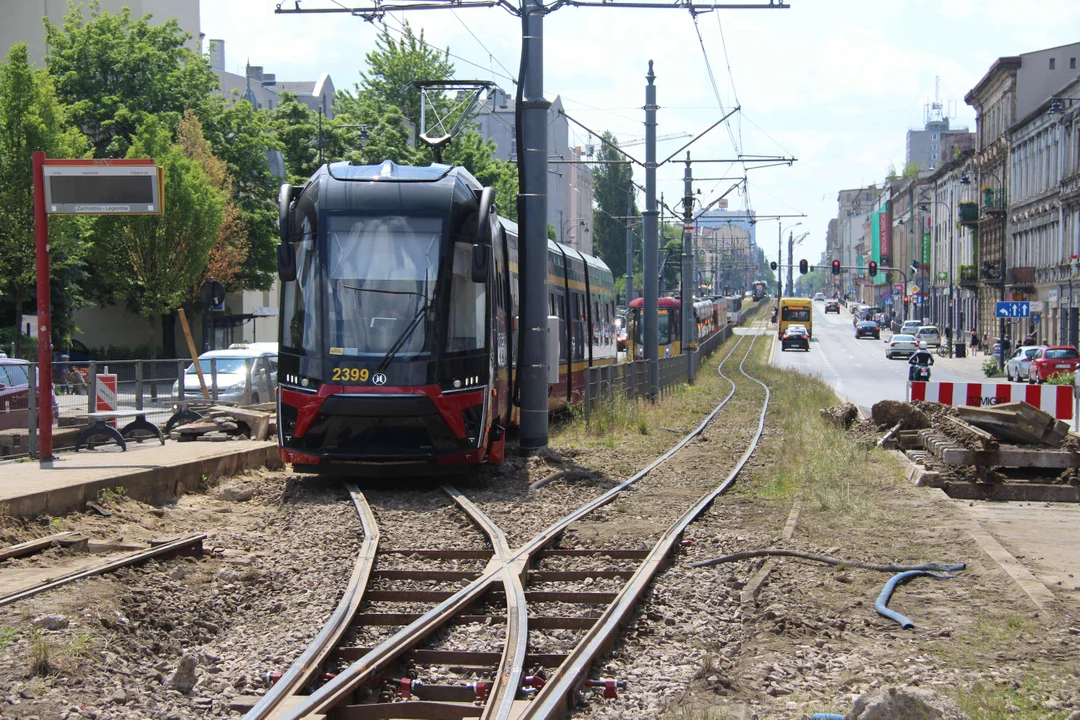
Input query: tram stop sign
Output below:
<box><xmin>200</xmin><ymin>279</ymin><xmax>227</xmax><ymax>311</ymax></box>
<box><xmin>42</xmin><ymin>160</ymin><xmax>163</xmax><ymax>215</ymax></box>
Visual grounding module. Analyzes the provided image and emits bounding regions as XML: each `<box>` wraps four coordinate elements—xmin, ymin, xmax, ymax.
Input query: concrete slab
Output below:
<box><xmin>0</xmin><ymin>440</ymin><xmax>282</xmax><ymax>518</ymax></box>
<box><xmin>962</xmin><ymin>498</ymin><xmax>1080</xmax><ymax>609</ymax></box>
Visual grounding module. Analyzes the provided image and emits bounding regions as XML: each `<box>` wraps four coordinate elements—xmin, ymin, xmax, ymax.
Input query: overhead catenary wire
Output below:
<box><xmin>451</xmin><ymin>9</ymin><xmax>518</xmax><ymax>83</ymax></box>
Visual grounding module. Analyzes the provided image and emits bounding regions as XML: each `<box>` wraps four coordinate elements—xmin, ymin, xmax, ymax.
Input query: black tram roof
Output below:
<box><xmin>304</xmin><ymin>160</ymin><xmax>482</xmax><ymax>216</ymax></box>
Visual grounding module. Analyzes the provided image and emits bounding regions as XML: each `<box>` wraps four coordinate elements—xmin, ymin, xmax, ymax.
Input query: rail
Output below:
<box><xmin>244</xmin><ymin>317</ymin><xmax>774</xmax><ymax>720</ymax></box>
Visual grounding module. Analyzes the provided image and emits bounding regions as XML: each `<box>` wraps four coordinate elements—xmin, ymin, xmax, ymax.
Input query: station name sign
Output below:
<box><xmin>42</xmin><ymin>161</ymin><xmax>163</xmax><ymax>216</ymax></box>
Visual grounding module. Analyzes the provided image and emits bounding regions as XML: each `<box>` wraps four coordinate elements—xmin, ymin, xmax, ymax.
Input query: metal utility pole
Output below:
<box><xmin>681</xmin><ymin>152</ymin><xmax>694</xmax><ymax>357</ymax></box>
<box><xmin>643</xmin><ymin>61</ymin><xmax>660</xmax><ymax>399</ymax></box>
<box><xmin>518</xmin><ymin>0</ymin><xmax>549</xmax><ymax>451</ymax></box>
<box><xmin>777</xmin><ymin>224</ymin><xmax>783</xmax><ymax>299</ymax></box>
<box><xmin>786</xmin><ymin>232</ymin><xmax>794</xmax><ymax>298</ymax></box>
<box><xmin>625</xmin><ymin>180</ymin><xmax>634</xmax><ymax>304</ymax></box>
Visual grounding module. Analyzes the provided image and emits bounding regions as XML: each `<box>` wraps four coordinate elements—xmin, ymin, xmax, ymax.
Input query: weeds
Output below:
<box><xmin>27</xmin><ymin>629</ymin><xmax>52</xmax><ymax>677</ymax></box>
<box><xmin>64</xmin><ymin>634</ymin><xmax>94</xmax><ymax>658</ymax></box>
<box><xmin>48</xmin><ymin>517</ymin><xmax>65</xmax><ymax>533</ymax></box>
<box><xmin>96</xmin><ymin>486</ymin><xmax>127</xmax><ymax>504</ymax></box>
<box><xmin>951</xmin><ymin>677</ymin><xmax>1072</xmax><ymax>720</ymax></box>
<box><xmin>0</xmin><ymin>627</ymin><xmax>15</xmax><ymax>648</ymax></box>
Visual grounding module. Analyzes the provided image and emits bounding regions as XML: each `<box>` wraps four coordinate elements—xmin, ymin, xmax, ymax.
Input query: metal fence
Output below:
<box><xmin>2</xmin><ymin>357</ymin><xmax>274</xmax><ymax>459</ymax></box>
<box><xmin>582</xmin><ymin>302</ymin><xmax>758</xmax><ymax>423</ymax></box>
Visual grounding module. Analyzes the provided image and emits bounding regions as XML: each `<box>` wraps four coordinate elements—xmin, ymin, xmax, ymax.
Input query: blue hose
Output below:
<box><xmin>875</xmin><ymin>570</ymin><xmax>956</xmax><ymax>629</ymax></box>
<box><xmin>811</xmin><ymin>715</ymin><xmax>845</xmax><ymax>720</ymax></box>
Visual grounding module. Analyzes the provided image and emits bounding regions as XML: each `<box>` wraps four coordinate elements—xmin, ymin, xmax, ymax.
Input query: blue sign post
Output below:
<box><xmin>996</xmin><ymin>301</ymin><xmax>1030</xmax><ymax>318</ymax></box>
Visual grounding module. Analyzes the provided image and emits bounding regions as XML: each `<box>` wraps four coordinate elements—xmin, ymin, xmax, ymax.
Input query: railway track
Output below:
<box><xmin>242</xmin><ymin>322</ymin><xmax>771</xmax><ymax>720</ymax></box>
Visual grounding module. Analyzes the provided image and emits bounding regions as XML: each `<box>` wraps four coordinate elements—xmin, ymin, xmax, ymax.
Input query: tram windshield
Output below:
<box><xmin>634</xmin><ymin>308</ymin><xmax>672</xmax><ymax>345</ymax></box>
<box><xmin>325</xmin><ymin>215</ymin><xmax>441</xmax><ymax>357</ymax></box>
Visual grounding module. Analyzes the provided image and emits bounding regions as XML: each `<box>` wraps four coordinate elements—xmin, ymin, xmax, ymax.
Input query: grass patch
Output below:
<box><xmin>27</xmin><ymin>629</ymin><xmax>53</xmax><ymax>677</ymax></box>
<box><xmin>951</xmin><ymin>676</ymin><xmax>1072</xmax><ymax>719</ymax></box>
<box><xmin>0</xmin><ymin>627</ymin><xmax>15</xmax><ymax>648</ymax></box>
<box><xmin>95</xmin><ymin>486</ymin><xmax>127</xmax><ymax>504</ymax></box>
<box><xmin>64</xmin><ymin>633</ymin><xmax>94</xmax><ymax>658</ymax></box>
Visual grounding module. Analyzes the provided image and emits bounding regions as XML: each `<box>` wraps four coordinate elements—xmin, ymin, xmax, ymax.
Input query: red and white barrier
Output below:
<box><xmin>96</xmin><ymin>373</ymin><xmax>117</xmax><ymax>427</ymax></box>
<box><xmin>908</xmin><ymin>381</ymin><xmax>1074</xmax><ymax>420</ymax></box>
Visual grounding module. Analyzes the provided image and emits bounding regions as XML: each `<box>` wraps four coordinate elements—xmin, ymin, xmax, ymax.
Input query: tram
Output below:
<box><xmin>751</xmin><ymin>281</ymin><xmax>768</xmax><ymax>301</ymax></box>
<box><xmin>626</xmin><ymin>297</ymin><xmax>682</xmax><ymax>360</ymax></box>
<box><xmin>274</xmin><ymin>161</ymin><xmax>616</xmax><ymax>473</ymax></box>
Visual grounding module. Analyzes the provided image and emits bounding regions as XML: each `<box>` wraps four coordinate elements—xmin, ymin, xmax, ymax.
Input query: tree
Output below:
<box><xmin>0</xmin><ymin>43</ymin><xmax>89</xmax><ymax>357</ymax></box>
<box><xmin>359</xmin><ymin>21</ymin><xmax>453</xmax><ymax>132</ymax></box>
<box><xmin>268</xmin><ymin>92</ymin><xmax>344</xmax><ymax>185</ymax></box>
<box><xmin>100</xmin><ymin>117</ymin><xmax>224</xmax><ymax>352</ymax></box>
<box><xmin>197</xmin><ymin>95</ymin><xmax>281</xmax><ymax>292</ymax></box>
<box><xmin>44</xmin><ymin>0</ymin><xmax>217</xmax><ymax>158</ymax></box>
<box><xmin>902</xmin><ymin>160</ymin><xmax>921</xmax><ymax>179</ymax></box>
<box><xmin>592</xmin><ymin>132</ymin><xmax>638</xmax><ymax>270</ymax></box>
<box><xmin>444</xmin><ymin>130</ymin><xmax>517</xmax><ymax>220</ymax></box>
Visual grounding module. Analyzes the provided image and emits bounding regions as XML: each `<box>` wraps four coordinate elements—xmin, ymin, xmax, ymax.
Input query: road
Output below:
<box><xmin>770</xmin><ymin>302</ymin><xmax>980</xmax><ymax>414</ymax></box>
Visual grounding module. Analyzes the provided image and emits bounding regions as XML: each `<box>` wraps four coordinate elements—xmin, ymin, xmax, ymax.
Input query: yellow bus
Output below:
<box><xmin>778</xmin><ymin>297</ymin><xmax>813</xmax><ymax>339</ymax></box>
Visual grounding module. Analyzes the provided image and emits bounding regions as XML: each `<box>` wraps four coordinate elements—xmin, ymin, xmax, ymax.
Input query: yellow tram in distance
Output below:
<box><xmin>777</xmin><ymin>297</ymin><xmax>813</xmax><ymax>338</ymax></box>
<box><xmin>627</xmin><ymin>297</ymin><xmax>682</xmax><ymax>360</ymax></box>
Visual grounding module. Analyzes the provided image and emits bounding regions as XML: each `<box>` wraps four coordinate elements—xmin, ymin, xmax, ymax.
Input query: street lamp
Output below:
<box><xmin>778</xmin><ymin>221</ymin><xmax>801</xmax><ymax>298</ymax></box>
<box><xmin>919</xmin><ymin>197</ymin><xmax>955</xmax><ymax>354</ymax></box>
<box><xmin>960</xmin><ymin>168</ymin><xmax>1006</xmax><ymax>368</ymax></box>
<box><xmin>789</xmin><ymin>231</ymin><xmax>808</xmax><ymax>296</ymax></box>
<box><xmin>561</xmin><ymin>218</ymin><xmax>588</xmax><ymax>249</ymax></box>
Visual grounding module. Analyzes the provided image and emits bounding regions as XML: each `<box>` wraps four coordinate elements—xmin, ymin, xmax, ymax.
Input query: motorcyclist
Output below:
<box><xmin>908</xmin><ymin>341</ymin><xmax>934</xmax><ymax>381</ymax></box>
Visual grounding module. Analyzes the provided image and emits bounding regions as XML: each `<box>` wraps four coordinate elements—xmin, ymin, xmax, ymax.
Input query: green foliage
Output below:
<box><xmin>982</xmin><ymin>358</ymin><xmax>1002</xmax><ymax>377</ymax></box>
<box><xmin>269</xmin><ymin>92</ymin><xmax>346</xmax><ymax>186</ymax></box>
<box><xmin>0</xmin><ymin>43</ymin><xmax>90</xmax><ymax>356</ymax></box>
<box><xmin>44</xmin><ymin>0</ymin><xmax>217</xmax><ymax>158</ymax></box>
<box><xmin>902</xmin><ymin>160</ymin><xmax>921</xmax><ymax>179</ymax></box>
<box><xmin>97</xmin><ymin>117</ymin><xmax>224</xmax><ymax>336</ymax></box>
<box><xmin>442</xmin><ymin>131</ymin><xmax>517</xmax><ymax>221</ymax></box>
<box><xmin>358</xmin><ymin>21</ymin><xmax>453</xmax><ymax>134</ymax></box>
<box><xmin>592</xmin><ymin>131</ymin><xmax>638</xmax><ymax>270</ymax></box>
<box><xmin>1044</xmin><ymin>371</ymin><xmax>1074</xmax><ymax>385</ymax></box>
<box><xmin>96</xmin><ymin>485</ymin><xmax>127</xmax><ymax>503</ymax></box>
<box><xmin>197</xmin><ymin>96</ymin><xmax>280</xmax><ymax>291</ymax></box>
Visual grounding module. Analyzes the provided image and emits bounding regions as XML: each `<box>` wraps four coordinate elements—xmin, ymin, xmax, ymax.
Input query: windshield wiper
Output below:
<box><xmin>375</xmin><ymin>301</ymin><xmax>429</xmax><ymax>373</ymax></box>
<box><xmin>342</xmin><ymin>284</ymin><xmax>425</xmax><ymax>298</ymax></box>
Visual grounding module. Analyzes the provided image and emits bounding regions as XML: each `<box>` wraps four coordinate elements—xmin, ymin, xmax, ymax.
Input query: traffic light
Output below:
<box><xmin>868</xmin><ymin>261</ymin><xmax>878</xmax><ymax>277</ymax></box>
<box><xmin>831</xmin><ymin>259</ymin><xmax>841</xmax><ymax>275</ymax></box>
<box><xmin>770</xmin><ymin>261</ymin><xmax>778</xmax><ymax>271</ymax></box>
<box><xmin>910</xmin><ymin>260</ymin><xmax>919</xmax><ymax>274</ymax></box>
<box><xmin>799</xmin><ymin>259</ymin><xmax>808</xmax><ymax>275</ymax></box>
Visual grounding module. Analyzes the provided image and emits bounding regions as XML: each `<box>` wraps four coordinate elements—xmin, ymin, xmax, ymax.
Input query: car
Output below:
<box><xmin>788</xmin><ymin>324</ymin><xmax>808</xmax><ymax>336</ymax></box>
<box><xmin>915</xmin><ymin>326</ymin><xmax>942</xmax><ymax>347</ymax></box>
<box><xmin>814</xmin><ymin>293</ymin><xmax>825</xmax><ymax>301</ymax></box>
<box><xmin>172</xmin><ymin>348</ymin><xmax>277</xmax><ymax>405</ymax></box>
<box><xmin>885</xmin><ymin>334</ymin><xmax>919</xmax><ymax>359</ymax></box>
<box><xmin>781</xmin><ymin>327</ymin><xmax>810</xmax><ymax>351</ymax></box>
<box><xmin>855</xmin><ymin>321</ymin><xmax>880</xmax><ymax>340</ymax></box>
<box><xmin>1027</xmin><ymin>346</ymin><xmax>1080</xmax><ymax>384</ymax></box>
<box><xmin>1005</xmin><ymin>345</ymin><xmax>1045</xmax><ymax>383</ymax></box>
<box><xmin>0</xmin><ymin>358</ymin><xmax>59</xmax><ymax>432</ymax></box>
<box><xmin>900</xmin><ymin>320</ymin><xmax>922</xmax><ymax>336</ymax></box>
<box><xmin>615</xmin><ymin>314</ymin><xmax>628</xmax><ymax>352</ymax></box>
<box><xmin>825</xmin><ymin>300</ymin><xmax>840</xmax><ymax>314</ymax></box>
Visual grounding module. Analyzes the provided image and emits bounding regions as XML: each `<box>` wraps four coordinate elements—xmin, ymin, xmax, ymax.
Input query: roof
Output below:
<box><xmin>964</xmin><ymin>56</ymin><xmax>1022</xmax><ymax>105</ymax></box>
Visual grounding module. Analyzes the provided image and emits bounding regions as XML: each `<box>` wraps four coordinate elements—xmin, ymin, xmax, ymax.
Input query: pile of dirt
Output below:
<box><xmin>843</xmin><ymin>686</ymin><xmax>968</xmax><ymax>719</ymax></box>
<box><xmin>820</xmin><ymin>403</ymin><xmax>859</xmax><ymax>428</ymax></box>
<box><xmin>870</xmin><ymin>400</ymin><xmax>931</xmax><ymax>431</ymax></box>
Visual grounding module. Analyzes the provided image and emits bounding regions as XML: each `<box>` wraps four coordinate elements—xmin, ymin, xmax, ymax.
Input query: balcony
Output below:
<box><xmin>982</xmin><ymin>188</ymin><xmax>1006</xmax><ymax>215</ymax></box>
<box><xmin>958</xmin><ymin>202</ymin><xmax>979</xmax><ymax>228</ymax></box>
<box><xmin>959</xmin><ymin>265</ymin><xmax>978</xmax><ymax>287</ymax></box>
<box><xmin>981</xmin><ymin>260</ymin><xmax>1001</xmax><ymax>283</ymax></box>
<box><xmin>1006</xmin><ymin>266</ymin><xmax>1035</xmax><ymax>287</ymax></box>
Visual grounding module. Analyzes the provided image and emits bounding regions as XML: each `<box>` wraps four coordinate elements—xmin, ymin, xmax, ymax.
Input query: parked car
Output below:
<box><xmin>885</xmin><ymin>334</ymin><xmax>919</xmax><ymax>359</ymax></box>
<box><xmin>916</xmin><ymin>326</ymin><xmax>942</xmax><ymax>347</ymax></box>
<box><xmin>172</xmin><ymin>348</ymin><xmax>277</xmax><ymax>405</ymax></box>
<box><xmin>781</xmin><ymin>326</ymin><xmax>810</xmax><ymax>352</ymax></box>
<box><xmin>901</xmin><ymin>320</ymin><xmax>922</xmax><ymax>335</ymax></box>
<box><xmin>825</xmin><ymin>300</ymin><xmax>840</xmax><ymax>314</ymax></box>
<box><xmin>1005</xmin><ymin>345</ymin><xmax>1045</xmax><ymax>383</ymax></box>
<box><xmin>0</xmin><ymin>359</ymin><xmax>59</xmax><ymax>432</ymax></box>
<box><xmin>1028</xmin><ymin>346</ymin><xmax>1080</xmax><ymax>384</ymax></box>
<box><xmin>855</xmin><ymin>321</ymin><xmax>880</xmax><ymax>340</ymax></box>
<box><xmin>814</xmin><ymin>293</ymin><xmax>825</xmax><ymax>302</ymax></box>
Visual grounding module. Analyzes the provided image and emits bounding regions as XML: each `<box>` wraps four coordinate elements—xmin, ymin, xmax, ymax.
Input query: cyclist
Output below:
<box><xmin>909</xmin><ymin>341</ymin><xmax>934</xmax><ymax>381</ymax></box>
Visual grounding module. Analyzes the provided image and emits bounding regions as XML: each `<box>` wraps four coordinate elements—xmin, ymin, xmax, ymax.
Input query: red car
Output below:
<box><xmin>1027</xmin><ymin>346</ymin><xmax>1080</xmax><ymax>384</ymax></box>
<box><xmin>0</xmin><ymin>359</ymin><xmax>59</xmax><ymax>432</ymax></box>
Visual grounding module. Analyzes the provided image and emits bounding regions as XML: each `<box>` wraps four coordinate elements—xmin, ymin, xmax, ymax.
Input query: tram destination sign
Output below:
<box><xmin>42</xmin><ymin>161</ymin><xmax>163</xmax><ymax>215</ymax></box>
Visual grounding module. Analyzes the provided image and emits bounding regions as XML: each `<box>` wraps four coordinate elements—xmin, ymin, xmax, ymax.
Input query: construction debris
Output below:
<box><xmin>956</xmin><ymin>401</ymin><xmax>1069</xmax><ymax>448</ymax></box>
<box><xmin>871</xmin><ymin>400</ymin><xmax>931</xmax><ymax>431</ymax></box>
<box><xmin>820</xmin><ymin>403</ymin><xmax>859</xmax><ymax>428</ymax></box>
<box><xmin>170</xmin><ymin>405</ymin><xmax>275</xmax><ymax>443</ymax></box>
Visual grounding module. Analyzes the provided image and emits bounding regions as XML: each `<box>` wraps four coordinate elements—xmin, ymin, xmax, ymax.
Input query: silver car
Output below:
<box><xmin>916</xmin><ymin>326</ymin><xmax>942</xmax><ymax>347</ymax></box>
<box><xmin>1005</xmin><ymin>345</ymin><xmax>1045</xmax><ymax>383</ymax></box>
<box><xmin>885</xmin><ymin>334</ymin><xmax>919</xmax><ymax>359</ymax></box>
<box><xmin>171</xmin><ymin>349</ymin><xmax>277</xmax><ymax>405</ymax></box>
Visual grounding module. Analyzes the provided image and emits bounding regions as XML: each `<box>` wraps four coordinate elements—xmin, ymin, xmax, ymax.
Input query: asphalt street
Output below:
<box><xmin>770</xmin><ymin>301</ymin><xmax>984</xmax><ymax>415</ymax></box>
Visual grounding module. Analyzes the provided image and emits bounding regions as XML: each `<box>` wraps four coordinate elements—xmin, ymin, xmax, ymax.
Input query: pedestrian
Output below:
<box><xmin>1023</xmin><ymin>328</ymin><xmax>1036</xmax><ymax>346</ymax></box>
<box><xmin>970</xmin><ymin>328</ymin><xmax>979</xmax><ymax>353</ymax></box>
<box><xmin>982</xmin><ymin>332</ymin><xmax>989</xmax><ymax>355</ymax></box>
<box><xmin>1001</xmin><ymin>335</ymin><xmax>1012</xmax><ymax>361</ymax></box>
<box><xmin>945</xmin><ymin>324</ymin><xmax>953</xmax><ymax>348</ymax></box>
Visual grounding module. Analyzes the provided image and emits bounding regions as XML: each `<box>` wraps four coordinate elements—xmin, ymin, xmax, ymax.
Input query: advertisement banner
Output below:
<box><xmin>921</xmin><ymin>232</ymin><xmax>931</xmax><ymax>266</ymax></box>
<box><xmin>880</xmin><ymin>211</ymin><xmax>891</xmax><ymax>261</ymax></box>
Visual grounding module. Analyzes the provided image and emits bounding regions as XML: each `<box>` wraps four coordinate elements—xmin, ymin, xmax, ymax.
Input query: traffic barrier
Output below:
<box><xmin>907</xmin><ymin>381</ymin><xmax>1074</xmax><ymax>420</ymax></box>
<box><xmin>96</xmin><ymin>373</ymin><xmax>118</xmax><ymax>427</ymax></box>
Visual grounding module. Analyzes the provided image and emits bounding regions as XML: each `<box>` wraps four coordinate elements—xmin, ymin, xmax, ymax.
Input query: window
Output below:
<box><xmin>446</xmin><ymin>243</ymin><xmax>487</xmax><ymax>353</ymax></box>
<box><xmin>1050</xmin><ymin>58</ymin><xmax>1056</xmax><ymax>70</ymax></box>
<box><xmin>1072</xmin><ymin>58</ymin><xmax>1077</xmax><ymax>69</ymax></box>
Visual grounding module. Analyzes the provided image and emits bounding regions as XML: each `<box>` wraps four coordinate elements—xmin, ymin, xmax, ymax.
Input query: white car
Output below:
<box><xmin>900</xmin><ymin>321</ymin><xmax>922</xmax><ymax>335</ymax></box>
<box><xmin>1005</xmin><ymin>345</ymin><xmax>1045</xmax><ymax>383</ymax></box>
<box><xmin>916</xmin><ymin>326</ymin><xmax>942</xmax><ymax>347</ymax></box>
<box><xmin>172</xmin><ymin>348</ymin><xmax>277</xmax><ymax>405</ymax></box>
<box><xmin>885</xmin><ymin>334</ymin><xmax>919</xmax><ymax>359</ymax></box>
<box><xmin>814</xmin><ymin>293</ymin><xmax>825</xmax><ymax>301</ymax></box>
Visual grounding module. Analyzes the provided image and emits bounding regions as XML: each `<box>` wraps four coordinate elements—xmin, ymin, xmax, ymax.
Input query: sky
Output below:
<box><xmin>201</xmin><ymin>0</ymin><xmax>1080</xmax><ymax>266</ymax></box>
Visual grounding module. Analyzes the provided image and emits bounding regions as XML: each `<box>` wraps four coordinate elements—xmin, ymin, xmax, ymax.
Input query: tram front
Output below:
<box><xmin>275</xmin><ymin>161</ymin><xmax>504</xmax><ymax>474</ymax></box>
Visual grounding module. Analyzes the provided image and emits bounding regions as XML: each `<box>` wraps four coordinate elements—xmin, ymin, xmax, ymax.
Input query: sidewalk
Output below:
<box><xmin>0</xmin><ymin>440</ymin><xmax>281</xmax><ymax>518</ymax></box>
<box><xmin>881</xmin><ymin>329</ymin><xmax>992</xmax><ymax>380</ymax></box>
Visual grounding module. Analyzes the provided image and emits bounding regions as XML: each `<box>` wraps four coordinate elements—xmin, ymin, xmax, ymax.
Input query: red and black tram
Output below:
<box><xmin>274</xmin><ymin>161</ymin><xmax>616</xmax><ymax>474</ymax></box>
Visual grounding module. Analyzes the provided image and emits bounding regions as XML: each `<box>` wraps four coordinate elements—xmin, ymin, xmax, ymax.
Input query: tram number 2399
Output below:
<box><xmin>331</xmin><ymin>367</ymin><xmax>370</xmax><ymax>383</ymax></box>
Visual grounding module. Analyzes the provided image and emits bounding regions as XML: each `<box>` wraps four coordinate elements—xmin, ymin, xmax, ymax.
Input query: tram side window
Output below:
<box><xmin>447</xmin><ymin>243</ymin><xmax>487</xmax><ymax>352</ymax></box>
<box><xmin>283</xmin><ymin>218</ymin><xmax>318</xmax><ymax>353</ymax></box>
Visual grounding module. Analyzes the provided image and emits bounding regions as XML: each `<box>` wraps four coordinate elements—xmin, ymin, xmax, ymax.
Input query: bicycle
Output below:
<box><xmin>935</xmin><ymin>343</ymin><xmax>952</xmax><ymax>358</ymax></box>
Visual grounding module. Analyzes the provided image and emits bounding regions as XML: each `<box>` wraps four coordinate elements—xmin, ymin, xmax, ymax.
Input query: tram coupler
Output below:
<box><xmin>468</xmin><ymin>680</ymin><xmax>488</xmax><ymax>703</ymax></box>
<box><xmin>585</xmin><ymin>678</ymin><xmax>626</xmax><ymax>699</ymax></box>
<box><xmin>260</xmin><ymin>670</ymin><xmax>282</xmax><ymax>687</ymax></box>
